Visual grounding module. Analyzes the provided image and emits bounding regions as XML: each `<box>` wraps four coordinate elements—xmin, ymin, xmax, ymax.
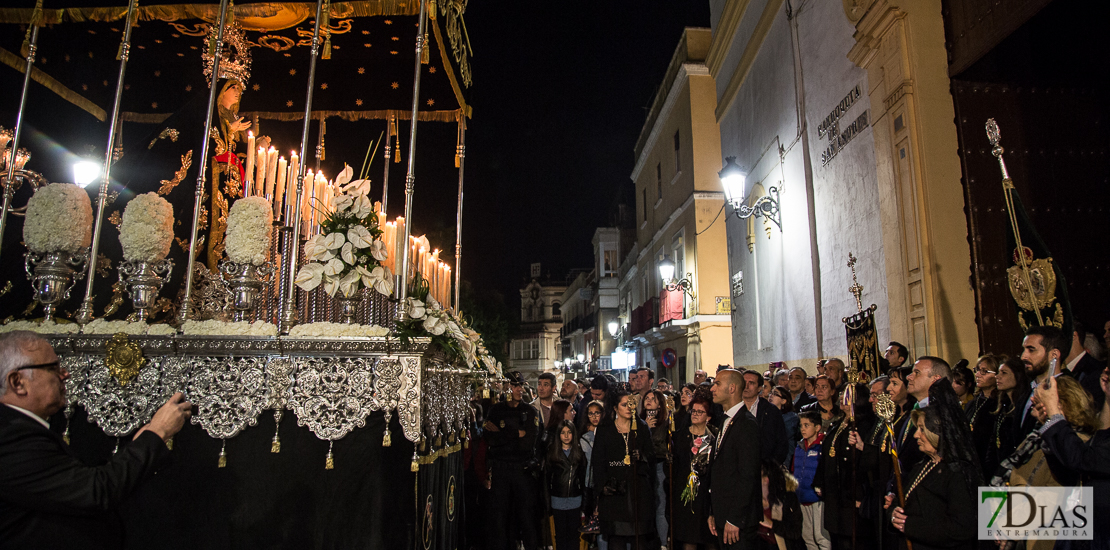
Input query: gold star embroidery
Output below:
<box><xmin>426</xmin><ymin>99</ymin><xmax>434</xmax><ymax>106</ymax></box>
<box><xmin>189</xmin><ymin>46</ymin><xmax>197</xmax><ymax>50</ymax></box>
<box><xmin>364</xmin><ymin>43</ymin><xmax>372</xmax><ymax>48</ymax></box>
<box><xmin>286</xmin><ymin>100</ymin><xmax>294</xmax><ymax>107</ymax></box>
<box><xmin>384</xmin><ymin>19</ymin><xmax>393</xmax><ymax>24</ymax></box>
<box><xmin>87</xmin><ymin>30</ymin><xmax>96</xmax><ymax>34</ymax></box>
<box><xmin>64</xmin><ymin>54</ymin><xmax>70</xmax><ymax>62</ymax></box>
<box><xmin>391</xmin><ymin>82</ymin><xmax>399</xmax><ymax>89</ymax></box>
<box><xmin>321</xmin><ymin>83</ymin><xmax>328</xmax><ymax>90</ymax></box>
<box><xmin>283</xmin><ymin>53</ymin><xmax>291</xmax><ymax>57</ymax></box>
<box><xmin>172</xmin><ymin>33</ymin><xmax>180</xmax><ymax>38</ymax></box>
<box><xmin>429</xmin><ymin>66</ymin><xmax>436</xmax><ymax>73</ymax></box>
<box><xmin>358</xmin><ymin>67</ymin><xmax>365</xmax><ymax>74</ymax></box>
<box><xmin>154</xmin><ymin>39</ymin><xmax>163</xmax><ymax>44</ymax></box>
<box><xmin>390</xmin><ymin>51</ymin><xmax>399</xmax><ymax>55</ymax></box>
<box><xmin>81</xmin><ymin>84</ymin><xmax>88</xmax><ymax>91</ymax></box>
<box><xmin>176</xmin><ymin>52</ymin><xmax>184</xmax><ymax>57</ymax></box>
<box><xmin>391</xmin><ymin>36</ymin><xmax>399</xmax><ymax>41</ymax></box>
<box><xmin>88</xmin><ymin>51</ymin><xmax>94</xmax><ymax>58</ymax></box>
<box><xmin>102</xmin><ymin>80</ymin><xmax>108</xmax><ymax>86</ymax></box>
<box><xmin>137</xmin><ymin>45</ymin><xmax>145</xmax><ymax>50</ymax></box>
<box><xmin>152</xmin><ymin>102</ymin><xmax>158</xmax><ymax>109</ymax></box>
<box><xmin>154</xmin><ymin>70</ymin><xmax>161</xmax><ymax>77</ymax></box>
<box><xmin>125</xmin><ymin>84</ymin><xmax>130</xmax><ymax>90</ymax></box>
<box><xmin>252</xmin><ymin>83</ymin><xmax>260</xmax><ymax>91</ymax></box>
<box><xmin>362</xmin><ymin>30</ymin><xmax>370</xmax><ymax>35</ymax></box>
<box><xmin>185</xmin><ymin>85</ymin><xmax>192</xmax><ymax>92</ymax></box>
<box><xmin>356</xmin><ymin>99</ymin><xmax>363</xmax><ymax>106</ymax></box>
<box><xmin>290</xmin><ymin>69</ymin><xmax>297</xmax><ymax>76</ymax></box>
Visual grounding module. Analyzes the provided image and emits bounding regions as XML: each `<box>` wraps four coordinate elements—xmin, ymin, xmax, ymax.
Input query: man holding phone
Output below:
<box><xmin>1020</xmin><ymin>325</ymin><xmax>1071</xmax><ymax>433</ymax></box>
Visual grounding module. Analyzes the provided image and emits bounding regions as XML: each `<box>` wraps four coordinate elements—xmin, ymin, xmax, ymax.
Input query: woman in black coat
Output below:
<box><xmin>813</xmin><ymin>383</ymin><xmax>875</xmax><ymax>550</ymax></box>
<box><xmin>670</xmin><ymin>398</ymin><xmax>716</xmax><ymax>549</ymax></box>
<box><xmin>593</xmin><ymin>389</ymin><xmax>658</xmax><ymax>549</ymax></box>
<box><xmin>888</xmin><ymin>382</ymin><xmax>980</xmax><ymax>550</ymax></box>
<box><xmin>758</xmin><ymin>459</ymin><xmax>806</xmax><ymax>550</ymax></box>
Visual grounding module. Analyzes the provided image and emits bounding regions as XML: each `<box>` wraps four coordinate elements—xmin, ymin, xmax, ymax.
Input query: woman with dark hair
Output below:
<box><xmin>593</xmin><ymin>389</ymin><xmax>657</xmax><ymax>549</ymax></box>
<box><xmin>799</xmin><ymin>375</ymin><xmax>839</xmax><ymax>430</ymax></box>
<box><xmin>992</xmin><ymin>358</ymin><xmax>1033</xmax><ymax>467</ymax></box>
<box><xmin>887</xmin><ymin>381</ymin><xmax>980</xmax><ymax>550</ymax></box>
<box><xmin>578</xmin><ymin>400</ymin><xmax>605</xmax><ymax>539</ymax></box>
<box><xmin>758</xmin><ymin>459</ymin><xmax>806</xmax><ymax>550</ymax></box>
<box><xmin>966</xmin><ymin>353</ymin><xmax>1001</xmax><ymax>479</ymax></box>
<box><xmin>640</xmin><ymin>389</ymin><xmax>670</xmax><ymax>548</ymax></box>
<box><xmin>545</xmin><ymin>420</ymin><xmax>588</xmax><ymax>550</ymax></box>
<box><xmin>770</xmin><ymin>385</ymin><xmax>799</xmax><ymax>466</ymax></box>
<box><xmin>671</xmin><ymin>398</ymin><xmax>716</xmax><ymax>550</ymax></box>
<box><xmin>951</xmin><ymin>363</ymin><xmax>975</xmax><ymax>406</ymax></box>
<box><xmin>539</xmin><ymin>399</ymin><xmax>574</xmax><ymax>457</ymax></box>
<box><xmin>673</xmin><ymin>383</ymin><xmax>697</xmax><ymax>432</ymax></box>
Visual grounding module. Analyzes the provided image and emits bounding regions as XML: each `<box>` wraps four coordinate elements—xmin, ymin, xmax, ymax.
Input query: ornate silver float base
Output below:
<box><xmin>25</xmin><ymin>248</ymin><xmax>88</xmax><ymax>323</ymax></box>
<box><xmin>220</xmin><ymin>260</ymin><xmax>275</xmax><ymax>322</ymax></box>
<box><xmin>118</xmin><ymin>259</ymin><xmax>173</xmax><ymax>321</ymax></box>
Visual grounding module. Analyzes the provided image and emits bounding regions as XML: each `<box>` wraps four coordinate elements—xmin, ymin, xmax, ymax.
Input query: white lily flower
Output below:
<box><xmin>348</xmin><ymin>226</ymin><xmax>374</xmax><ymax>249</ymax></box>
<box><xmin>426</xmin><ymin>295</ymin><xmax>442</xmax><ymax>312</ymax></box>
<box><xmin>344</xmin><ymin>178</ymin><xmax>372</xmax><ymax>196</ymax></box>
<box><xmin>333</xmin><ymin>193</ymin><xmax>354</xmax><ymax>213</ymax></box>
<box><xmin>323</xmin><ymin>258</ymin><xmax>345</xmax><ymax>277</ymax></box>
<box><xmin>324</xmin><ymin>232</ymin><xmax>346</xmax><ymax>250</ymax></box>
<box><xmin>352</xmin><ymin>194</ymin><xmax>374</xmax><ymax>218</ymax></box>
<box><xmin>335</xmin><ymin>164</ymin><xmax>354</xmax><ymax>186</ymax></box>
<box><xmin>404</xmin><ymin>297</ymin><xmax>426</xmax><ymax>319</ymax></box>
<box><xmin>341</xmin><ymin>242</ymin><xmax>356</xmax><ymax>265</ymax></box>
<box><xmin>294</xmin><ymin>263</ymin><xmax>326</xmax><ymax>291</ymax></box>
<box><xmin>322</xmin><ymin>275</ymin><xmax>340</xmax><ymax>297</ymax></box>
<box><xmin>339</xmin><ymin>270</ymin><xmax>361</xmax><ymax>297</ymax></box>
<box><xmin>372</xmin><ymin>266</ymin><xmax>393</xmax><ymax>296</ymax></box>
<box><xmin>368</xmin><ymin>239</ymin><xmax>388</xmax><ymax>261</ymax></box>
<box><xmin>423</xmin><ymin>314</ymin><xmax>448</xmax><ymax>335</ymax></box>
<box><xmin>304</xmin><ymin>235</ymin><xmax>333</xmax><ymax>261</ymax></box>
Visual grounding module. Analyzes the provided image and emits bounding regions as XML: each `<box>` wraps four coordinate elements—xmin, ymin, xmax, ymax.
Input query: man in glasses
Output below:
<box><xmin>0</xmin><ymin>330</ymin><xmax>192</xmax><ymax>548</ymax></box>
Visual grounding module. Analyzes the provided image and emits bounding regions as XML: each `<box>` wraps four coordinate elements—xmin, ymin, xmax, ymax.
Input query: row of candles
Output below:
<box><xmin>242</xmin><ymin>133</ymin><xmax>452</xmax><ymax>307</ymax></box>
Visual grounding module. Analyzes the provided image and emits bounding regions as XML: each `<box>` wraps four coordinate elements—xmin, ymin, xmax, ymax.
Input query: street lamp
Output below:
<box><xmin>607</xmin><ymin>319</ymin><xmax>619</xmax><ymax>338</ymax></box>
<box><xmin>719</xmin><ymin>155</ymin><xmax>781</xmax><ymax>230</ymax></box>
<box><xmin>576</xmin><ymin>353</ymin><xmax>585</xmax><ymax>363</ymax></box>
<box><xmin>658</xmin><ymin>254</ymin><xmax>695</xmax><ymax>298</ymax></box>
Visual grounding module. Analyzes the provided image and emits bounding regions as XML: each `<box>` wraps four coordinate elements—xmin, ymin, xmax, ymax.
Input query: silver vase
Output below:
<box><xmin>335</xmin><ymin>294</ymin><xmax>360</xmax><ymax>324</ymax></box>
<box><xmin>220</xmin><ymin>260</ymin><xmax>275</xmax><ymax>322</ymax></box>
<box><xmin>24</xmin><ymin>249</ymin><xmax>88</xmax><ymax>323</ymax></box>
<box><xmin>118</xmin><ymin>259</ymin><xmax>173</xmax><ymax>321</ymax></box>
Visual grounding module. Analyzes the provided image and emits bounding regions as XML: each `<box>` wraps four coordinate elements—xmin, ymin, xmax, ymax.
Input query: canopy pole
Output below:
<box><xmin>453</xmin><ymin>115</ymin><xmax>465</xmax><ymax>311</ymax></box>
<box><xmin>381</xmin><ymin>116</ymin><xmax>392</xmax><ymax>214</ymax></box>
<box><xmin>176</xmin><ymin>0</ymin><xmax>231</xmax><ymax>327</ymax></box>
<box><xmin>278</xmin><ymin>0</ymin><xmax>326</xmax><ymax>334</ymax></box>
<box><xmin>397</xmin><ymin>0</ymin><xmax>429</xmax><ymax>314</ymax></box>
<box><xmin>75</xmin><ymin>0</ymin><xmax>139</xmax><ymax>325</ymax></box>
<box><xmin>0</xmin><ymin>25</ymin><xmax>39</xmax><ymax>262</ymax></box>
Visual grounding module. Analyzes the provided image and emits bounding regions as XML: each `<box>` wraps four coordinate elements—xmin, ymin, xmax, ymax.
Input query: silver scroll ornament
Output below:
<box><xmin>79</xmin><ymin>354</ymin><xmax>188</xmax><ymax>437</ymax></box>
<box><xmin>183</xmin><ymin>356</ymin><xmax>269</xmax><ymax>440</ymax></box>
<box><xmin>219</xmin><ymin>260</ymin><xmax>275</xmax><ymax>322</ymax></box>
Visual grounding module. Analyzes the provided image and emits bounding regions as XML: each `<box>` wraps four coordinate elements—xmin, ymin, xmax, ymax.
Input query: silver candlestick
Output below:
<box><xmin>118</xmin><ymin>259</ymin><xmax>173</xmax><ymax>321</ymax></box>
<box><xmin>25</xmin><ymin>249</ymin><xmax>88</xmax><ymax>323</ymax></box>
<box><xmin>220</xmin><ymin>260</ymin><xmax>275</xmax><ymax>322</ymax></box>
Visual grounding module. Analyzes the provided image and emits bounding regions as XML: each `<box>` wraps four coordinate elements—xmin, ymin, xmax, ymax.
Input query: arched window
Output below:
<box><xmin>552</xmin><ymin>302</ymin><xmax>561</xmax><ymax>317</ymax></box>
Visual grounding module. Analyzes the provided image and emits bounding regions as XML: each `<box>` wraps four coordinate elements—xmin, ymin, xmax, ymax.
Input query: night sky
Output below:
<box><xmin>0</xmin><ymin>0</ymin><xmax>711</xmax><ymax>310</ymax></box>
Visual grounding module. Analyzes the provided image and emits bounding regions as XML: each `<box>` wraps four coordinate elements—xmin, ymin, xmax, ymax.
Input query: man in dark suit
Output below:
<box><xmin>1065</xmin><ymin>321</ymin><xmax>1106</xmax><ymax>410</ymax></box>
<box><xmin>0</xmin><ymin>330</ymin><xmax>192</xmax><ymax>549</ymax></box>
<box><xmin>706</xmin><ymin>369</ymin><xmax>762</xmax><ymax>549</ymax></box>
<box><xmin>787</xmin><ymin>367</ymin><xmax>816</xmax><ymax>409</ymax></box>
<box><xmin>740</xmin><ymin>370</ymin><xmax>788</xmax><ymax>463</ymax></box>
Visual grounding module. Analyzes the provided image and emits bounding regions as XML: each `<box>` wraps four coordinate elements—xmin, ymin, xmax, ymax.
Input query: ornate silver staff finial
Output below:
<box><xmin>985</xmin><ymin>118</ymin><xmax>1010</xmax><ymax>181</ymax></box>
<box><xmin>847</xmin><ymin>252</ymin><xmax>863</xmax><ymax>313</ymax></box>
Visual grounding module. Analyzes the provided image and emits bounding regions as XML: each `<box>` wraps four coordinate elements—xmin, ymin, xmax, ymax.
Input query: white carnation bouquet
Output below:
<box><xmin>119</xmin><ymin>192</ymin><xmax>174</xmax><ymax>262</ymax></box>
<box><xmin>287</xmin><ymin>322</ymin><xmax>390</xmax><ymax>339</ymax></box>
<box><xmin>0</xmin><ymin>320</ymin><xmax>81</xmax><ymax>335</ymax></box>
<box><xmin>294</xmin><ymin>165</ymin><xmax>394</xmax><ymax>298</ymax></box>
<box><xmin>80</xmin><ymin>319</ymin><xmax>176</xmax><ymax>336</ymax></box>
<box><xmin>23</xmin><ymin>183</ymin><xmax>93</xmax><ymax>254</ymax></box>
<box><xmin>225</xmin><ymin>197</ymin><xmax>273</xmax><ymax>265</ymax></box>
<box><xmin>182</xmin><ymin>319</ymin><xmax>278</xmax><ymax>337</ymax></box>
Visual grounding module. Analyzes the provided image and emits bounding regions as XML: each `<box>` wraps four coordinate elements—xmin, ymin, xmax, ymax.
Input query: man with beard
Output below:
<box><xmin>484</xmin><ymin>372</ymin><xmax>541</xmax><ymax>550</ymax></box>
<box><xmin>883</xmin><ymin>342</ymin><xmax>910</xmax><ymax>371</ymax></box>
<box><xmin>1019</xmin><ymin>325</ymin><xmax>1070</xmax><ymax>434</ymax></box>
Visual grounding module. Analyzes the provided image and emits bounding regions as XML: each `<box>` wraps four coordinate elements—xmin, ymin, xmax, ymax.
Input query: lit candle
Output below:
<box><xmin>444</xmin><ymin>265</ymin><xmax>451</xmax><ymax>307</ymax></box>
<box><xmin>274</xmin><ymin>156</ymin><xmax>287</xmax><ymax>220</ymax></box>
<box><xmin>255</xmin><ymin>146</ymin><xmax>266</xmax><ymax>196</ymax></box>
<box><xmin>302</xmin><ymin>169</ymin><xmax>313</xmax><ymax>235</ymax></box>
<box><xmin>314</xmin><ymin>172</ymin><xmax>327</xmax><ymax>229</ymax></box>
<box><xmin>265</xmin><ymin>147</ymin><xmax>278</xmax><ymax>198</ymax></box>
<box><xmin>245</xmin><ymin>131</ymin><xmax>255</xmax><ymax>188</ymax></box>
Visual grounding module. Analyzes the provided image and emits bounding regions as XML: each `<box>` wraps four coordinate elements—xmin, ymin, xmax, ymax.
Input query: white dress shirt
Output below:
<box><xmin>5</xmin><ymin>403</ymin><xmax>50</xmax><ymax>429</ymax></box>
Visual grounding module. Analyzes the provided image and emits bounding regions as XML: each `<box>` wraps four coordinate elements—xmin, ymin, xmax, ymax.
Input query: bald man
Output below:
<box><xmin>706</xmin><ymin>369</ymin><xmax>762</xmax><ymax>549</ymax></box>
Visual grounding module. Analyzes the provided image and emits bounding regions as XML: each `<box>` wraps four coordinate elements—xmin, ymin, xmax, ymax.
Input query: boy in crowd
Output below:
<box><xmin>791</xmin><ymin>411</ymin><xmax>830</xmax><ymax>550</ymax></box>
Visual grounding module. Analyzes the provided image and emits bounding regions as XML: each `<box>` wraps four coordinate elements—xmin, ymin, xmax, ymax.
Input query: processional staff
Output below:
<box><xmin>0</xmin><ymin>22</ymin><xmax>39</xmax><ymax>262</ymax></box>
<box><xmin>75</xmin><ymin>0</ymin><xmax>139</xmax><ymax>325</ymax></box>
<box><xmin>397</xmin><ymin>0</ymin><xmax>431</xmax><ymax>317</ymax></box>
<box><xmin>454</xmin><ymin>114</ymin><xmax>466</xmax><ymax>311</ymax></box>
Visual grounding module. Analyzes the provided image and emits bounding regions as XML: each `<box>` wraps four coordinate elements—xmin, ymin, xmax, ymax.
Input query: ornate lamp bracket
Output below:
<box><xmin>730</xmin><ymin>186</ymin><xmax>782</xmax><ymax>231</ymax></box>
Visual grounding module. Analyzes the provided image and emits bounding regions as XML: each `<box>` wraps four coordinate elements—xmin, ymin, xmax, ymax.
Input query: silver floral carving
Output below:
<box><xmin>80</xmin><ymin>355</ymin><xmax>188</xmax><ymax>437</ymax></box>
<box><xmin>184</xmin><ymin>356</ymin><xmax>268</xmax><ymax>439</ymax></box>
<box><xmin>396</xmin><ymin>356</ymin><xmax>423</xmax><ymax>443</ymax></box>
<box><xmin>288</xmin><ymin>357</ymin><xmax>379</xmax><ymax>441</ymax></box>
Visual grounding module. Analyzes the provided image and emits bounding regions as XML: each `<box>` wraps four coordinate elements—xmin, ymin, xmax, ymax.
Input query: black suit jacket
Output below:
<box><xmin>741</xmin><ymin>397</ymin><xmax>788</xmax><ymax>464</ymax></box>
<box><xmin>707</xmin><ymin>407</ymin><xmax>762</xmax><ymax>533</ymax></box>
<box><xmin>1070</xmin><ymin>353</ymin><xmax>1106</xmax><ymax>411</ymax></box>
<box><xmin>0</xmin><ymin>403</ymin><xmax>170</xmax><ymax>550</ymax></box>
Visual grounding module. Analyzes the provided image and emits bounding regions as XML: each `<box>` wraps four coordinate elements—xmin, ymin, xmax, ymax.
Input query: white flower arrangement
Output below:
<box><xmin>294</xmin><ymin>165</ymin><xmax>394</xmax><ymax>298</ymax></box>
<box><xmin>81</xmin><ymin>319</ymin><xmax>176</xmax><ymax>336</ymax></box>
<box><xmin>225</xmin><ymin>197</ymin><xmax>273</xmax><ymax>265</ymax></box>
<box><xmin>119</xmin><ymin>192</ymin><xmax>174</xmax><ymax>262</ymax></box>
<box><xmin>23</xmin><ymin>183</ymin><xmax>93</xmax><ymax>254</ymax></box>
<box><xmin>286</xmin><ymin>322</ymin><xmax>391</xmax><ymax>339</ymax></box>
<box><xmin>0</xmin><ymin>320</ymin><xmax>81</xmax><ymax>334</ymax></box>
<box><xmin>182</xmin><ymin>319</ymin><xmax>278</xmax><ymax>337</ymax></box>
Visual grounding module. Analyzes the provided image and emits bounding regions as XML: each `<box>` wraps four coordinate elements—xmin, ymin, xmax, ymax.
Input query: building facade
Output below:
<box><xmin>616</xmin><ymin>28</ymin><xmax>735</xmax><ymax>384</ymax></box>
<box><xmin>508</xmin><ymin>264</ymin><xmax>567</xmax><ymax>384</ymax></box>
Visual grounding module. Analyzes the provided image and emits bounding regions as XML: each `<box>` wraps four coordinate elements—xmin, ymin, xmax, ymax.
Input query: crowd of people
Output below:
<box><xmin>463</xmin><ymin>323</ymin><xmax>1110</xmax><ymax>550</ymax></box>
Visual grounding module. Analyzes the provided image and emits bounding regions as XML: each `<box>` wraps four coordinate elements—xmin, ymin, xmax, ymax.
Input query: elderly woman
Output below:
<box><xmin>887</xmin><ymin>382</ymin><xmax>979</xmax><ymax>550</ymax></box>
<box><xmin>671</xmin><ymin>397</ymin><xmax>717</xmax><ymax>550</ymax></box>
<box><xmin>1033</xmin><ymin>366</ymin><xmax>1110</xmax><ymax>550</ymax></box>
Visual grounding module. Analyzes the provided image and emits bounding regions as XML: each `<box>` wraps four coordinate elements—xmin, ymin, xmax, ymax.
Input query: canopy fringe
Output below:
<box><xmin>0</xmin><ymin>47</ymin><xmax>107</xmax><ymax>121</ymax></box>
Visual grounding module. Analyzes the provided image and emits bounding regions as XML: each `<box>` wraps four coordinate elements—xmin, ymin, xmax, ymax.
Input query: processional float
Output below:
<box><xmin>0</xmin><ymin>1</ymin><xmax>492</xmax><ymax>547</ymax></box>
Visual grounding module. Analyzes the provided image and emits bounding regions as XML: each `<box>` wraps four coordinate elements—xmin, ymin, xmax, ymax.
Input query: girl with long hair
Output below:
<box><xmin>992</xmin><ymin>358</ymin><xmax>1032</xmax><ymax>466</ymax></box>
<box><xmin>545</xmin><ymin>420</ymin><xmax>588</xmax><ymax>550</ymax></box>
<box><xmin>640</xmin><ymin>389</ymin><xmax>670</xmax><ymax>549</ymax></box>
